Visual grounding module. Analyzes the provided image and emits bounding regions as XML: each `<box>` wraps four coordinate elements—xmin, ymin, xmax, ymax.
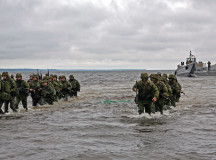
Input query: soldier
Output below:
<box><xmin>150</xmin><ymin>74</ymin><xmax>168</xmax><ymax>114</ymax></box>
<box><xmin>15</xmin><ymin>73</ymin><xmax>30</xmax><ymax>111</ymax></box>
<box><xmin>60</xmin><ymin>75</ymin><xmax>72</xmax><ymax>101</ymax></box>
<box><xmin>52</xmin><ymin>75</ymin><xmax>62</xmax><ymax>101</ymax></box>
<box><xmin>68</xmin><ymin>74</ymin><xmax>80</xmax><ymax>97</ymax></box>
<box><xmin>40</xmin><ymin>80</ymin><xmax>55</xmax><ymax>105</ymax></box>
<box><xmin>27</xmin><ymin>74</ymin><xmax>33</xmax><ymax>84</ymax></box>
<box><xmin>1</xmin><ymin>72</ymin><xmax>17</xmax><ymax>113</ymax></box>
<box><xmin>132</xmin><ymin>73</ymin><xmax>159</xmax><ymax>115</ymax></box>
<box><xmin>173</xmin><ymin>75</ymin><xmax>182</xmax><ymax>102</ymax></box>
<box><xmin>48</xmin><ymin>76</ymin><xmax>56</xmax><ymax>99</ymax></box>
<box><xmin>161</xmin><ymin>74</ymin><xmax>172</xmax><ymax>108</ymax></box>
<box><xmin>11</xmin><ymin>75</ymin><xmax>15</xmax><ymax>80</ymax></box>
<box><xmin>0</xmin><ymin>75</ymin><xmax>4</xmax><ymax>114</ymax></box>
<box><xmin>168</xmin><ymin>74</ymin><xmax>181</xmax><ymax>107</ymax></box>
<box><xmin>29</xmin><ymin>74</ymin><xmax>42</xmax><ymax>106</ymax></box>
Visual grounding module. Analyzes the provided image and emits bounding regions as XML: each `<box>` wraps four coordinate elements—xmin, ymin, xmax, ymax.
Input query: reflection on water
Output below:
<box><xmin>0</xmin><ymin>71</ymin><xmax>216</xmax><ymax>160</ymax></box>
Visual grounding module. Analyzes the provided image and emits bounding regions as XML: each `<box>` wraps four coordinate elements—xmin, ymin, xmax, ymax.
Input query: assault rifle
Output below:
<box><xmin>181</xmin><ymin>91</ymin><xmax>188</xmax><ymax>97</ymax></box>
<box><xmin>18</xmin><ymin>87</ymin><xmax>29</xmax><ymax>96</ymax></box>
<box><xmin>159</xmin><ymin>93</ymin><xmax>171</xmax><ymax>101</ymax></box>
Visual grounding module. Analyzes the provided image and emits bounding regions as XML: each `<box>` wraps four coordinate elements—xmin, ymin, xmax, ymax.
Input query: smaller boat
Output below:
<box><xmin>175</xmin><ymin>51</ymin><xmax>196</xmax><ymax>77</ymax></box>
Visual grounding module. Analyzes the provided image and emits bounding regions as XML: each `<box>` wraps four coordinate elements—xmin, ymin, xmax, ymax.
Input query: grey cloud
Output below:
<box><xmin>0</xmin><ymin>0</ymin><xmax>216</xmax><ymax>69</ymax></box>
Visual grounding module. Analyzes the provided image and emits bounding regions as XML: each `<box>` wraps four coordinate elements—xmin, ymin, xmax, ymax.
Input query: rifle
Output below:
<box><xmin>135</xmin><ymin>81</ymin><xmax>138</xmax><ymax>104</ymax></box>
<box><xmin>159</xmin><ymin>93</ymin><xmax>171</xmax><ymax>101</ymax></box>
<box><xmin>47</xmin><ymin>69</ymin><xmax>50</xmax><ymax>76</ymax></box>
<box><xmin>181</xmin><ymin>91</ymin><xmax>188</xmax><ymax>97</ymax></box>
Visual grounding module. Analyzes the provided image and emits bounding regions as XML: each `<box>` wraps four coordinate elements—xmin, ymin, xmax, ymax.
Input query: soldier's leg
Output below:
<box><xmin>158</xmin><ymin>100</ymin><xmax>164</xmax><ymax>114</ymax></box>
<box><xmin>63</xmin><ymin>94</ymin><xmax>68</xmax><ymax>101</ymax></box>
<box><xmin>4</xmin><ymin>100</ymin><xmax>9</xmax><ymax>113</ymax></box>
<box><xmin>73</xmin><ymin>92</ymin><xmax>77</xmax><ymax>97</ymax></box>
<box><xmin>15</xmin><ymin>96</ymin><xmax>21</xmax><ymax>109</ymax></box>
<box><xmin>32</xmin><ymin>96</ymin><xmax>37</xmax><ymax>106</ymax></box>
<box><xmin>0</xmin><ymin>101</ymin><xmax>5</xmax><ymax>114</ymax></box>
<box><xmin>21</xmin><ymin>97</ymin><xmax>28</xmax><ymax>111</ymax></box>
<box><xmin>10</xmin><ymin>97</ymin><xmax>17</xmax><ymax>112</ymax></box>
<box><xmin>145</xmin><ymin>103</ymin><xmax>153</xmax><ymax>115</ymax></box>
<box><xmin>155</xmin><ymin>101</ymin><xmax>159</xmax><ymax>112</ymax></box>
<box><xmin>138</xmin><ymin>101</ymin><xmax>144</xmax><ymax>115</ymax></box>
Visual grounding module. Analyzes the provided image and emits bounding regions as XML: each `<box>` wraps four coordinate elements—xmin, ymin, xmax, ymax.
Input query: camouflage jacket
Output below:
<box><xmin>16</xmin><ymin>79</ymin><xmax>30</xmax><ymax>97</ymax></box>
<box><xmin>133</xmin><ymin>80</ymin><xmax>159</xmax><ymax>101</ymax></box>
<box><xmin>68</xmin><ymin>79</ymin><xmax>80</xmax><ymax>91</ymax></box>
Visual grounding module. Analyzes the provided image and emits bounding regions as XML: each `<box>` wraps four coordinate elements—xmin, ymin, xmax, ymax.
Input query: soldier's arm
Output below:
<box><xmin>76</xmin><ymin>80</ymin><xmax>80</xmax><ymax>91</ymax></box>
<box><xmin>132</xmin><ymin>80</ymin><xmax>140</xmax><ymax>92</ymax></box>
<box><xmin>68</xmin><ymin>82</ymin><xmax>72</xmax><ymax>90</ymax></box>
<box><xmin>151</xmin><ymin>82</ymin><xmax>159</xmax><ymax>101</ymax></box>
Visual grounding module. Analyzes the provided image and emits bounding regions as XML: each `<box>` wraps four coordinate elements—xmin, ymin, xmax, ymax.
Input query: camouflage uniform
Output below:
<box><xmin>40</xmin><ymin>80</ymin><xmax>55</xmax><ymax>105</ymax></box>
<box><xmin>68</xmin><ymin>75</ymin><xmax>80</xmax><ymax>97</ymax></box>
<box><xmin>60</xmin><ymin>75</ymin><xmax>72</xmax><ymax>101</ymax></box>
<box><xmin>15</xmin><ymin>73</ymin><xmax>30</xmax><ymax>111</ymax></box>
<box><xmin>150</xmin><ymin>74</ymin><xmax>168</xmax><ymax>114</ymax></box>
<box><xmin>174</xmin><ymin>75</ymin><xmax>182</xmax><ymax>102</ymax></box>
<box><xmin>161</xmin><ymin>74</ymin><xmax>172</xmax><ymax>107</ymax></box>
<box><xmin>0</xmin><ymin>72</ymin><xmax>17</xmax><ymax>113</ymax></box>
<box><xmin>52</xmin><ymin>75</ymin><xmax>62</xmax><ymax>100</ymax></box>
<box><xmin>168</xmin><ymin>74</ymin><xmax>180</xmax><ymax>107</ymax></box>
<box><xmin>29</xmin><ymin>74</ymin><xmax>42</xmax><ymax>106</ymax></box>
<box><xmin>133</xmin><ymin>73</ymin><xmax>159</xmax><ymax>115</ymax></box>
<box><xmin>27</xmin><ymin>74</ymin><xmax>33</xmax><ymax>84</ymax></box>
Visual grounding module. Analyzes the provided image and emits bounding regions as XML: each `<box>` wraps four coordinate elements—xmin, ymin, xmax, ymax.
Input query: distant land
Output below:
<box><xmin>0</xmin><ymin>68</ymin><xmax>147</xmax><ymax>72</ymax></box>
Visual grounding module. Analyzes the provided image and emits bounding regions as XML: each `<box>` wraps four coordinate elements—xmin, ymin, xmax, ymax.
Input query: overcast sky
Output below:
<box><xmin>0</xmin><ymin>0</ymin><xmax>216</xmax><ymax>69</ymax></box>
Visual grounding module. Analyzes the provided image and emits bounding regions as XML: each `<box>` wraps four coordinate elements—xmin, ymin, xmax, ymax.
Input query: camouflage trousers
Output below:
<box><xmin>4</xmin><ymin>97</ymin><xmax>17</xmax><ymax>113</ymax></box>
<box><xmin>15</xmin><ymin>96</ymin><xmax>28</xmax><ymax>110</ymax></box>
<box><xmin>155</xmin><ymin>99</ymin><xmax>164</xmax><ymax>114</ymax></box>
<box><xmin>0</xmin><ymin>100</ymin><xmax>5</xmax><ymax>114</ymax></box>
<box><xmin>138</xmin><ymin>100</ymin><xmax>155</xmax><ymax>115</ymax></box>
<box><xmin>69</xmin><ymin>91</ymin><xmax>77</xmax><ymax>97</ymax></box>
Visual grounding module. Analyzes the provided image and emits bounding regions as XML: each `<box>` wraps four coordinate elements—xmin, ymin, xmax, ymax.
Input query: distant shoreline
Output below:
<box><xmin>0</xmin><ymin>69</ymin><xmax>174</xmax><ymax>72</ymax></box>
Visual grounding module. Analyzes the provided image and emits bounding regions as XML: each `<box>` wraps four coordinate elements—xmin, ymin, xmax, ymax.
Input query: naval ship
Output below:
<box><xmin>175</xmin><ymin>51</ymin><xmax>196</xmax><ymax>77</ymax></box>
<box><xmin>175</xmin><ymin>51</ymin><xmax>216</xmax><ymax>77</ymax></box>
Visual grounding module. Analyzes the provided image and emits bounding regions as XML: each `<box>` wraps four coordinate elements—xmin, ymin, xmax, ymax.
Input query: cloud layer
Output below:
<box><xmin>0</xmin><ymin>0</ymin><xmax>216</xmax><ymax>69</ymax></box>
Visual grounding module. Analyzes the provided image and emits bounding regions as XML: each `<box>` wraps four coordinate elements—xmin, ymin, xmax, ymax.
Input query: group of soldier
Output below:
<box><xmin>0</xmin><ymin>72</ymin><xmax>80</xmax><ymax>114</ymax></box>
<box><xmin>133</xmin><ymin>72</ymin><xmax>182</xmax><ymax>115</ymax></box>
<box><xmin>0</xmin><ymin>71</ymin><xmax>182</xmax><ymax>115</ymax></box>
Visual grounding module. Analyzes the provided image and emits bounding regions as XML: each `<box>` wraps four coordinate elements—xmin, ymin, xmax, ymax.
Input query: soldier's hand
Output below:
<box><xmin>133</xmin><ymin>88</ymin><xmax>136</xmax><ymax>92</ymax></box>
<box><xmin>152</xmin><ymin>97</ymin><xmax>157</xmax><ymax>102</ymax></box>
<box><xmin>30</xmin><ymin>89</ymin><xmax>34</xmax><ymax>92</ymax></box>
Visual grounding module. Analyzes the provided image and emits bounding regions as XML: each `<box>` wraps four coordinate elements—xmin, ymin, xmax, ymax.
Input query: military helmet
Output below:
<box><xmin>2</xmin><ymin>72</ymin><xmax>9</xmax><ymax>77</ymax></box>
<box><xmin>43</xmin><ymin>76</ymin><xmax>49</xmax><ymax>80</ymax></box>
<box><xmin>53</xmin><ymin>75</ymin><xmax>58</xmax><ymax>78</ymax></box>
<box><xmin>11</xmin><ymin>75</ymin><xmax>14</xmax><ymax>78</ymax></box>
<box><xmin>61</xmin><ymin>75</ymin><xmax>66</xmax><ymax>79</ymax></box>
<box><xmin>69</xmin><ymin>74</ymin><xmax>74</xmax><ymax>78</ymax></box>
<box><xmin>42</xmin><ymin>80</ymin><xmax>48</xmax><ymax>83</ymax></box>
<box><xmin>32</xmin><ymin>74</ymin><xmax>39</xmax><ymax>78</ymax></box>
<box><xmin>140</xmin><ymin>73</ymin><xmax>148</xmax><ymax>78</ymax></box>
<box><xmin>48</xmin><ymin>76</ymin><xmax>53</xmax><ymax>80</ymax></box>
<box><xmin>162</xmin><ymin>74</ymin><xmax>167</xmax><ymax>79</ymax></box>
<box><xmin>157</xmin><ymin>72</ymin><xmax>162</xmax><ymax>77</ymax></box>
<box><xmin>168</xmin><ymin>74</ymin><xmax>175</xmax><ymax>79</ymax></box>
<box><xmin>173</xmin><ymin>75</ymin><xmax>177</xmax><ymax>80</ymax></box>
<box><xmin>150</xmin><ymin>74</ymin><xmax>159</xmax><ymax>80</ymax></box>
<box><xmin>16</xmin><ymin>73</ymin><xmax>22</xmax><ymax>78</ymax></box>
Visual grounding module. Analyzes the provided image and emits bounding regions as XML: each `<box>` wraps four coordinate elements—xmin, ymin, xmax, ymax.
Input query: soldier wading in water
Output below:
<box><xmin>132</xmin><ymin>73</ymin><xmax>159</xmax><ymax>115</ymax></box>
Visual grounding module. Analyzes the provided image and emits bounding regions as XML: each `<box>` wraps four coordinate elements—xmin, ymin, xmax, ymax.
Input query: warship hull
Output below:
<box><xmin>175</xmin><ymin>62</ymin><xmax>196</xmax><ymax>77</ymax></box>
<box><xmin>194</xmin><ymin>70</ymin><xmax>216</xmax><ymax>76</ymax></box>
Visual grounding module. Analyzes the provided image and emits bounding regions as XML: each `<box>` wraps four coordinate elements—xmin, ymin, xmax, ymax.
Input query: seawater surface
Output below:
<box><xmin>0</xmin><ymin>70</ymin><xmax>216</xmax><ymax>160</ymax></box>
